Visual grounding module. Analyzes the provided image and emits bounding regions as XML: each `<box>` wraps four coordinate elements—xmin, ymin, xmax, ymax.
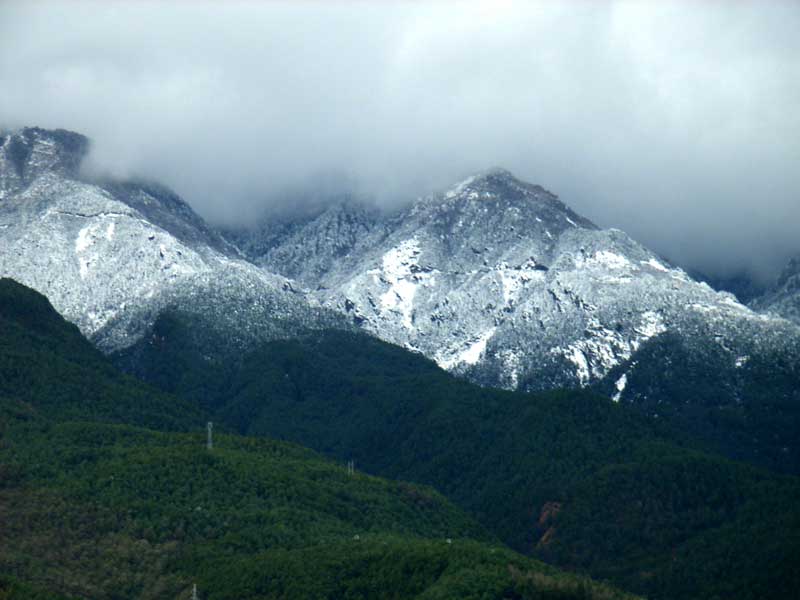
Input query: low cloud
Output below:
<box><xmin>1</xmin><ymin>1</ymin><xmax>798</xmax><ymax>280</ymax></box>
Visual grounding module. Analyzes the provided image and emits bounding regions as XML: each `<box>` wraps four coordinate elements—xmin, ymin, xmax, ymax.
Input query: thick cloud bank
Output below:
<box><xmin>1</xmin><ymin>1</ymin><xmax>798</xmax><ymax>280</ymax></box>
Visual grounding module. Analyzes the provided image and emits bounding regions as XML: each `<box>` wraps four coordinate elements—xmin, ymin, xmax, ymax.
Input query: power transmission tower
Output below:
<box><xmin>192</xmin><ymin>583</ymin><xmax>198</xmax><ymax>600</ymax></box>
<box><xmin>207</xmin><ymin>422</ymin><xmax>213</xmax><ymax>451</ymax></box>
<box><xmin>347</xmin><ymin>459</ymin><xmax>355</xmax><ymax>476</ymax></box>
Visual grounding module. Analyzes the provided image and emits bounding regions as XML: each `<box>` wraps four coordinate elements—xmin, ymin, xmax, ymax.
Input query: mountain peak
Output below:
<box><xmin>432</xmin><ymin>168</ymin><xmax>596</xmax><ymax>235</ymax></box>
<box><xmin>472</xmin><ymin>166</ymin><xmax>516</xmax><ymax>181</ymax></box>
<box><xmin>441</xmin><ymin>167</ymin><xmax>560</xmax><ymax>204</ymax></box>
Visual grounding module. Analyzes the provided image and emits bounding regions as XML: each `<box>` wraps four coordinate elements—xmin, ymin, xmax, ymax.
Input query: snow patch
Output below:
<box><xmin>498</xmin><ymin>258</ymin><xmax>545</xmax><ymax>304</ymax></box>
<box><xmin>78</xmin><ymin>258</ymin><xmax>91</xmax><ymax>279</ymax></box>
<box><xmin>589</xmin><ymin>251</ymin><xmax>631</xmax><ymax>270</ymax></box>
<box><xmin>634</xmin><ymin>311</ymin><xmax>667</xmax><ymax>342</ymax></box>
<box><xmin>552</xmin><ymin>311</ymin><xmax>667</xmax><ymax>386</ymax></box>
<box><xmin>460</xmin><ymin>328</ymin><xmax>496</xmax><ymax>365</ymax></box>
<box><xmin>75</xmin><ymin>226</ymin><xmax>94</xmax><ymax>253</ymax></box>
<box><xmin>436</xmin><ymin>328</ymin><xmax>496</xmax><ymax>370</ymax></box>
<box><xmin>565</xmin><ymin>346</ymin><xmax>591</xmax><ymax>385</ymax></box>
<box><xmin>641</xmin><ymin>258</ymin><xmax>669</xmax><ymax>272</ymax></box>
<box><xmin>378</xmin><ymin>238</ymin><xmax>433</xmax><ymax>330</ymax></box>
<box><xmin>444</xmin><ymin>176</ymin><xmax>477</xmax><ymax>199</ymax></box>
<box><xmin>498</xmin><ymin>349</ymin><xmax>522</xmax><ymax>389</ymax></box>
<box><xmin>612</xmin><ymin>373</ymin><xmax>627</xmax><ymax>402</ymax></box>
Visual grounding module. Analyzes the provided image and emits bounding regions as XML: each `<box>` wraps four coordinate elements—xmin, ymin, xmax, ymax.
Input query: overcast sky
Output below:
<box><xmin>1</xmin><ymin>1</ymin><xmax>798</xmax><ymax>281</ymax></box>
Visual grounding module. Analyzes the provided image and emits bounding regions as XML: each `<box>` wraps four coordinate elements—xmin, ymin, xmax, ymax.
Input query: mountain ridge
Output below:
<box><xmin>2</xmin><ymin>122</ymin><xmax>800</xmax><ymax>599</ymax></box>
<box><xmin>227</xmin><ymin>164</ymin><xmax>800</xmax><ymax>394</ymax></box>
<box><xmin>2</xmin><ymin>126</ymin><xmax>799</xmax><ymax>472</ymax></box>
<box><xmin>0</xmin><ymin>126</ymin><xmax>348</xmax><ymax>354</ymax></box>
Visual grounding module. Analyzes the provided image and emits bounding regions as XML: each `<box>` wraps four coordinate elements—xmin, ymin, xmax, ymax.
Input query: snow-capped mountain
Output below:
<box><xmin>2</xmin><ymin>127</ymin><xmax>797</xmax><ymax>470</ymax></box>
<box><xmin>751</xmin><ymin>255</ymin><xmax>800</xmax><ymax>325</ymax></box>
<box><xmin>0</xmin><ymin>127</ymin><xmax>345</xmax><ymax>352</ymax></box>
<box><xmin>230</xmin><ymin>168</ymin><xmax>800</xmax><ymax>395</ymax></box>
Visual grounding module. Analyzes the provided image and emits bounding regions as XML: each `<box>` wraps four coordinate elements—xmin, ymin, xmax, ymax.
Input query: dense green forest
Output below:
<box><xmin>0</xmin><ymin>278</ymin><xmax>201</xmax><ymax>431</ymax></box>
<box><xmin>0</xmin><ymin>575</ymin><xmax>76</xmax><ymax>600</ymax></box>
<box><xmin>596</xmin><ymin>330</ymin><xmax>800</xmax><ymax>474</ymax></box>
<box><xmin>115</xmin><ymin>308</ymin><xmax>800</xmax><ymax>600</ymax></box>
<box><xmin>0</xmin><ymin>278</ymin><xmax>634</xmax><ymax>599</ymax></box>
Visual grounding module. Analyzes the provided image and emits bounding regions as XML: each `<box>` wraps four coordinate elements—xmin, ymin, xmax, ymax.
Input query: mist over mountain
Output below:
<box><xmin>4</xmin><ymin>125</ymin><xmax>799</xmax><ymax>476</ymax></box>
<box><xmin>2</xmin><ymin>3</ymin><xmax>800</xmax><ymax>599</ymax></box>
<box><xmin>2</xmin><ymin>1</ymin><xmax>799</xmax><ymax>281</ymax></box>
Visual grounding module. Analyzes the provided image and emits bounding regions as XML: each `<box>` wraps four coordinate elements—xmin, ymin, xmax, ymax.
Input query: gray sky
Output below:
<box><xmin>1</xmin><ymin>1</ymin><xmax>799</xmax><ymax>281</ymax></box>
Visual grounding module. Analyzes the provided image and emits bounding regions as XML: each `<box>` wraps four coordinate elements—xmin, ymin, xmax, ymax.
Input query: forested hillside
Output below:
<box><xmin>0</xmin><ymin>278</ymin><xmax>634</xmax><ymax>599</ymax></box>
<box><xmin>116</xmin><ymin>308</ymin><xmax>800</xmax><ymax>600</ymax></box>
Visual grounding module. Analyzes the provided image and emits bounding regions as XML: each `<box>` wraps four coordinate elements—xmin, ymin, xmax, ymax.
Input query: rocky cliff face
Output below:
<box><xmin>0</xmin><ymin>127</ymin><xmax>345</xmax><ymax>352</ymax></box>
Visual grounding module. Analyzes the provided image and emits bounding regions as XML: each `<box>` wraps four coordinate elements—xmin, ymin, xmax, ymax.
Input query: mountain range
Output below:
<box><xmin>2</xmin><ymin>126</ymin><xmax>800</xmax><ymax>599</ymax></box>
<box><xmin>228</xmin><ymin>167</ymin><xmax>799</xmax><ymax>394</ymax></box>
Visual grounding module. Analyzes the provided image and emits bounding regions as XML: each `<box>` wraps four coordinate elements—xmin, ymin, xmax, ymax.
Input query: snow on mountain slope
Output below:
<box><xmin>224</xmin><ymin>196</ymin><xmax>392</xmax><ymax>286</ymax></box>
<box><xmin>0</xmin><ymin>127</ymin><xmax>344</xmax><ymax>351</ymax></box>
<box><xmin>3</xmin><ymin>127</ymin><xmax>797</xmax><ymax>470</ymax></box>
<box><xmin>230</xmin><ymin>168</ymin><xmax>800</xmax><ymax>393</ymax></box>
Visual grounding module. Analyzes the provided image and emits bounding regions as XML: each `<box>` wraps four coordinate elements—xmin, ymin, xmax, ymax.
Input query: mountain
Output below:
<box><xmin>230</xmin><ymin>168</ymin><xmax>799</xmax><ymax>391</ymax></box>
<box><xmin>2</xmin><ymin>127</ymin><xmax>797</xmax><ymax>471</ymax></box>
<box><xmin>0</xmin><ymin>276</ymin><xmax>204</xmax><ymax>430</ymax></box>
<box><xmin>113</xmin><ymin>306</ymin><xmax>800</xmax><ymax>600</ymax></box>
<box><xmin>751</xmin><ymin>254</ymin><xmax>800</xmax><ymax>325</ymax></box>
<box><xmin>1</xmin><ymin>278</ymin><xmax>637</xmax><ymax>600</ymax></box>
<box><xmin>222</xmin><ymin>194</ymin><xmax>392</xmax><ymax>286</ymax></box>
<box><xmin>1</xmin><ymin>127</ymin><xmax>798</xmax><ymax>470</ymax></box>
<box><xmin>0</xmin><ymin>127</ymin><xmax>347</xmax><ymax>354</ymax></box>
<box><xmin>228</xmin><ymin>168</ymin><xmax>800</xmax><ymax>472</ymax></box>
<box><xmin>2</xmin><ymin>127</ymin><xmax>800</xmax><ymax>594</ymax></box>
<box><xmin>4</xmin><ymin>277</ymin><xmax>800</xmax><ymax>600</ymax></box>
<box><xmin>4</xmin><ymin>127</ymin><xmax>797</xmax><ymax>415</ymax></box>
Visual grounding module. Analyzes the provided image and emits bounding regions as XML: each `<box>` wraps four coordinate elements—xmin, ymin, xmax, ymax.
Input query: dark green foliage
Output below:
<box><xmin>0</xmin><ymin>279</ymin><xmax>632</xmax><ymax>600</ymax></box>
<box><xmin>597</xmin><ymin>332</ymin><xmax>800</xmax><ymax>473</ymax></box>
<box><xmin>0</xmin><ymin>278</ymin><xmax>202</xmax><ymax>430</ymax></box>
<box><xmin>5</xmin><ymin>422</ymin><xmax>489</xmax><ymax>548</ymax></box>
<box><xmin>542</xmin><ymin>443</ymin><xmax>800</xmax><ymax>598</ymax></box>
<box><xmin>0</xmin><ymin>422</ymin><xmax>632</xmax><ymax>600</ymax></box>
<box><xmin>115</xmin><ymin>310</ymin><xmax>800</xmax><ymax>600</ymax></box>
<box><xmin>0</xmin><ymin>576</ymin><xmax>76</xmax><ymax>600</ymax></box>
<box><xmin>190</xmin><ymin>537</ymin><xmax>629</xmax><ymax>600</ymax></box>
